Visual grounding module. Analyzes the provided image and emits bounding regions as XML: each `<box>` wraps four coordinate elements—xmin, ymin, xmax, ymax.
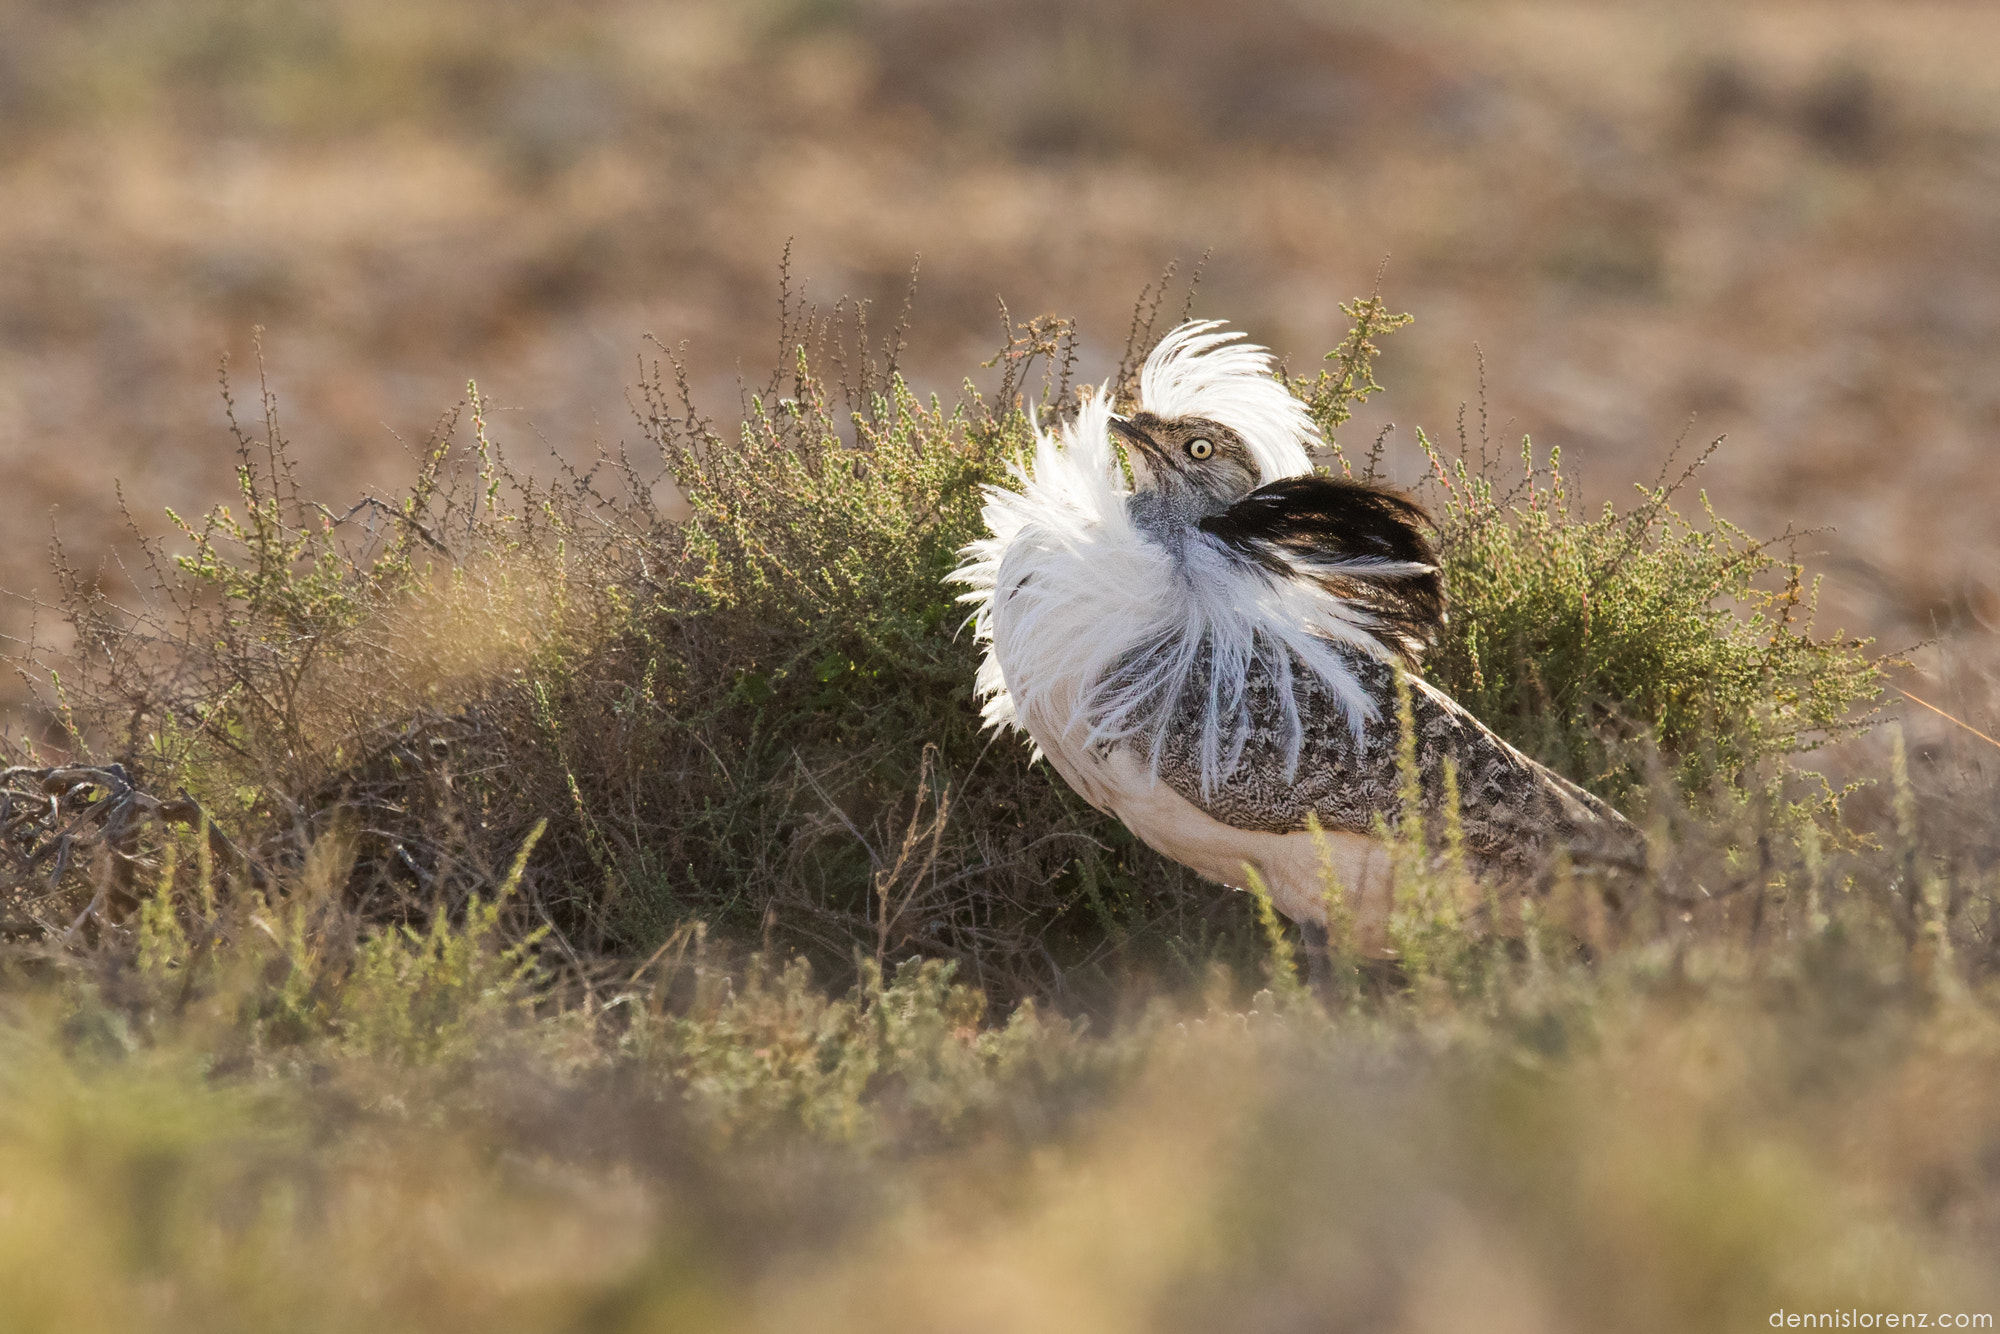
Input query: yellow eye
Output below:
<box><xmin>1187</xmin><ymin>437</ymin><xmax>1214</xmax><ymax>460</ymax></box>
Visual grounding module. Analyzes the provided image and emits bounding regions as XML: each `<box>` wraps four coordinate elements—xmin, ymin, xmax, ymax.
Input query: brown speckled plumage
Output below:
<box><xmin>1144</xmin><ymin>643</ymin><xmax>1645</xmax><ymax>876</ymax></box>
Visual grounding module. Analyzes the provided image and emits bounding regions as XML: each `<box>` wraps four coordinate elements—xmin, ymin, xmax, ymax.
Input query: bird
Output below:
<box><xmin>950</xmin><ymin>320</ymin><xmax>1644</xmax><ymax>957</ymax></box>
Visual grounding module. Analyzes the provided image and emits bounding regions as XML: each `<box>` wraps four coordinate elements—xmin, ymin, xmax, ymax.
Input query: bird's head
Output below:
<box><xmin>1108</xmin><ymin>320</ymin><xmax>1319</xmax><ymax>532</ymax></box>
<box><xmin>1109</xmin><ymin>412</ymin><xmax>1259</xmax><ymax>515</ymax></box>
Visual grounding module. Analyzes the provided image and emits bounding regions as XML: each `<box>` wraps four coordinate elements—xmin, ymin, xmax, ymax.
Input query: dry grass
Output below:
<box><xmin>0</xmin><ymin>797</ymin><xmax>1997</xmax><ymax>1332</ymax></box>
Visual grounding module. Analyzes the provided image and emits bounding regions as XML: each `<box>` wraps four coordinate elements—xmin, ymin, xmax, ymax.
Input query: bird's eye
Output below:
<box><xmin>1186</xmin><ymin>437</ymin><xmax>1214</xmax><ymax>460</ymax></box>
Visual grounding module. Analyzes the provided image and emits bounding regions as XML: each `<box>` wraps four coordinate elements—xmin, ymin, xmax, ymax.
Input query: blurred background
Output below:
<box><xmin>1</xmin><ymin>0</ymin><xmax>1996</xmax><ymax>689</ymax></box>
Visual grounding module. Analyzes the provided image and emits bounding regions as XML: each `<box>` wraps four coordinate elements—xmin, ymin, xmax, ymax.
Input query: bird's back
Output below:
<box><xmin>1140</xmin><ymin>642</ymin><xmax>1646</xmax><ymax>877</ymax></box>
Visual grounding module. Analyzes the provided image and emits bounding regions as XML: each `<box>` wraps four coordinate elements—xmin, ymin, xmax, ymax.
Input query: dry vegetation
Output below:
<box><xmin>0</xmin><ymin>285</ymin><xmax>1994</xmax><ymax>1330</ymax></box>
<box><xmin>2</xmin><ymin>1</ymin><xmax>1999</xmax><ymax>1329</ymax></box>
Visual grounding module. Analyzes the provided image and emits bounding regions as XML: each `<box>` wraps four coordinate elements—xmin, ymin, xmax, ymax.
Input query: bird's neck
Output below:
<box><xmin>1127</xmin><ymin>488</ymin><xmax>1225</xmax><ymax>565</ymax></box>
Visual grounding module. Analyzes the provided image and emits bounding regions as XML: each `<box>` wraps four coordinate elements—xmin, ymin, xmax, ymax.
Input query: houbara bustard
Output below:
<box><xmin>951</xmin><ymin>321</ymin><xmax>1644</xmax><ymax>956</ymax></box>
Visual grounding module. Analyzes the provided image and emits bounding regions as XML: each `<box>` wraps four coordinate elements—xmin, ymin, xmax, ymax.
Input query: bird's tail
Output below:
<box><xmin>1548</xmin><ymin>772</ymin><xmax>1650</xmax><ymax>873</ymax></box>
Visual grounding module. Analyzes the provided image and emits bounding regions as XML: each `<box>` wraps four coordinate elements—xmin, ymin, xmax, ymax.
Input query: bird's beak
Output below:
<box><xmin>1107</xmin><ymin>415</ymin><xmax>1164</xmax><ymax>487</ymax></box>
<box><xmin>1108</xmin><ymin>415</ymin><xmax>1160</xmax><ymax>457</ymax></box>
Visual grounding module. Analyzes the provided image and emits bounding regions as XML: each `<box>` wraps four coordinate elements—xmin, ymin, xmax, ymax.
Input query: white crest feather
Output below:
<box><xmin>950</xmin><ymin>322</ymin><xmax>1401</xmax><ymax>796</ymax></box>
<box><xmin>1137</xmin><ymin>320</ymin><xmax>1318</xmax><ymax>485</ymax></box>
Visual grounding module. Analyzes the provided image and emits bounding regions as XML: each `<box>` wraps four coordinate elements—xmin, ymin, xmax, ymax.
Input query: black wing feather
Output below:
<box><xmin>1199</xmin><ymin>476</ymin><xmax>1446</xmax><ymax>665</ymax></box>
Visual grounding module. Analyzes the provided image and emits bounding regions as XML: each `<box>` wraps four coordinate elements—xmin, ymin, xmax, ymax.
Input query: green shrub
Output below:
<box><xmin>1291</xmin><ymin>298</ymin><xmax>1881</xmax><ymax>811</ymax></box>
<box><xmin>9</xmin><ymin>287</ymin><xmax>1887</xmax><ymax>1006</ymax></box>
<box><xmin>1419</xmin><ymin>435</ymin><xmax>1880</xmax><ymax>807</ymax></box>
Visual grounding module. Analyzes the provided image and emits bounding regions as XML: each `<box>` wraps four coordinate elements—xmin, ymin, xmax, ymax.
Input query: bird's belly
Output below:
<box><xmin>1056</xmin><ymin>744</ymin><xmax>1399</xmax><ymax>956</ymax></box>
